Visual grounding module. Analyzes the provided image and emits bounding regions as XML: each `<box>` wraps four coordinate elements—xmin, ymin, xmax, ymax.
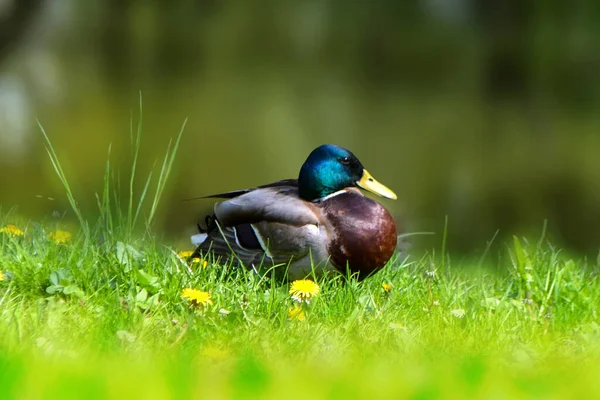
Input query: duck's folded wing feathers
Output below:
<box><xmin>193</xmin><ymin>224</ymin><xmax>273</xmax><ymax>266</ymax></box>
<box><xmin>192</xmin><ymin>185</ymin><xmax>322</xmax><ymax>267</ymax></box>
<box><xmin>214</xmin><ymin>185</ymin><xmax>320</xmax><ymax>227</ymax></box>
<box><xmin>194</xmin><ymin>222</ymin><xmax>312</xmax><ymax>267</ymax></box>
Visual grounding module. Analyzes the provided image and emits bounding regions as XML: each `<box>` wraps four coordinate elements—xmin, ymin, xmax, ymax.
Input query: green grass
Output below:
<box><xmin>1</xmin><ymin>117</ymin><xmax>600</xmax><ymax>399</ymax></box>
<box><xmin>1</xmin><ymin>225</ymin><xmax>599</xmax><ymax>400</ymax></box>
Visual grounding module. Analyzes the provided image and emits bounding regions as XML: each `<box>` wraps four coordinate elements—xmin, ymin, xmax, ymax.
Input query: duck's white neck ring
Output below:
<box><xmin>314</xmin><ymin>189</ymin><xmax>346</xmax><ymax>202</ymax></box>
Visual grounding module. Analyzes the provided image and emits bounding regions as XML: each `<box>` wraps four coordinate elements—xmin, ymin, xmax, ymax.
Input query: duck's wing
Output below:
<box><xmin>192</xmin><ymin>183</ymin><xmax>327</xmax><ymax>269</ymax></box>
<box><xmin>213</xmin><ymin>183</ymin><xmax>319</xmax><ymax>227</ymax></box>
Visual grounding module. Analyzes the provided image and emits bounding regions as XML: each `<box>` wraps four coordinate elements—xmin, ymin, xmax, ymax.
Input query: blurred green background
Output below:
<box><xmin>1</xmin><ymin>1</ymin><xmax>600</xmax><ymax>253</ymax></box>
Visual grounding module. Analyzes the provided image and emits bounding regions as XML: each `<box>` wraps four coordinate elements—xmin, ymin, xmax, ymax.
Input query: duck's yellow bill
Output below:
<box><xmin>357</xmin><ymin>169</ymin><xmax>397</xmax><ymax>200</ymax></box>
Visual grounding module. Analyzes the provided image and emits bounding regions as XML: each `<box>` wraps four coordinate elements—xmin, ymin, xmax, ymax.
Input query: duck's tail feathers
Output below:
<box><xmin>184</xmin><ymin>190</ymin><xmax>251</xmax><ymax>201</ymax></box>
<box><xmin>183</xmin><ymin>179</ymin><xmax>300</xmax><ymax>202</ymax></box>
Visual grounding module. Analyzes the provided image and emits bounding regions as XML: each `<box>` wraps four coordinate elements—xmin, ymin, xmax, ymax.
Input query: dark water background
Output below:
<box><xmin>1</xmin><ymin>1</ymin><xmax>600</xmax><ymax>254</ymax></box>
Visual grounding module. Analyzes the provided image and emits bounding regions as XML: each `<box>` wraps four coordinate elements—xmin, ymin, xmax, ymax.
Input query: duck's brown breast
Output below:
<box><xmin>321</xmin><ymin>191</ymin><xmax>397</xmax><ymax>278</ymax></box>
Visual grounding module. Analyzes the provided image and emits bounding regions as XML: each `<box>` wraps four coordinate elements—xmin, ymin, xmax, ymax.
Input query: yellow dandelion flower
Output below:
<box><xmin>177</xmin><ymin>251</ymin><xmax>208</xmax><ymax>268</ymax></box>
<box><xmin>382</xmin><ymin>282</ymin><xmax>392</xmax><ymax>292</ymax></box>
<box><xmin>177</xmin><ymin>250</ymin><xmax>194</xmax><ymax>259</ymax></box>
<box><xmin>0</xmin><ymin>224</ymin><xmax>24</xmax><ymax>237</ymax></box>
<box><xmin>0</xmin><ymin>271</ymin><xmax>4</xmax><ymax>281</ymax></box>
<box><xmin>48</xmin><ymin>229</ymin><xmax>72</xmax><ymax>244</ymax></box>
<box><xmin>287</xmin><ymin>305</ymin><xmax>306</xmax><ymax>321</ymax></box>
<box><xmin>191</xmin><ymin>257</ymin><xmax>208</xmax><ymax>268</ymax></box>
<box><xmin>181</xmin><ymin>288</ymin><xmax>213</xmax><ymax>307</ymax></box>
<box><xmin>289</xmin><ymin>279</ymin><xmax>320</xmax><ymax>303</ymax></box>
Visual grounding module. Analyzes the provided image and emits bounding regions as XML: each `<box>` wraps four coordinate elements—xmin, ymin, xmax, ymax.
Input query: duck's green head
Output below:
<box><xmin>298</xmin><ymin>144</ymin><xmax>397</xmax><ymax>201</ymax></box>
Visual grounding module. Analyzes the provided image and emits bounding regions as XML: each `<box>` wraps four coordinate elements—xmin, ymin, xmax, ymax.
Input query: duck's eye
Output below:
<box><xmin>340</xmin><ymin>157</ymin><xmax>351</xmax><ymax>165</ymax></box>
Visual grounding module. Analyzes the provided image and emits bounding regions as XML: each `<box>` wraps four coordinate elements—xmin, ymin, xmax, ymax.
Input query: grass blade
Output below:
<box><xmin>38</xmin><ymin>120</ymin><xmax>89</xmax><ymax>239</ymax></box>
<box><xmin>147</xmin><ymin>118</ymin><xmax>187</xmax><ymax>228</ymax></box>
<box><xmin>128</xmin><ymin>94</ymin><xmax>143</xmax><ymax>236</ymax></box>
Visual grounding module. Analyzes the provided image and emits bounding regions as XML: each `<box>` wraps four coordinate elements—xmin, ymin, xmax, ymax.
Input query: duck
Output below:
<box><xmin>190</xmin><ymin>144</ymin><xmax>397</xmax><ymax>280</ymax></box>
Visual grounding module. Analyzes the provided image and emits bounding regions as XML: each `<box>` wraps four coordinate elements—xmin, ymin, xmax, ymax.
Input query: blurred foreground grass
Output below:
<box><xmin>1</xmin><ymin>217</ymin><xmax>600</xmax><ymax>399</ymax></box>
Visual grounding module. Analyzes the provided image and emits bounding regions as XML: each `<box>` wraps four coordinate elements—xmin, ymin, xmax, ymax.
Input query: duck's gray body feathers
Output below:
<box><xmin>192</xmin><ymin>181</ymin><xmax>337</xmax><ymax>279</ymax></box>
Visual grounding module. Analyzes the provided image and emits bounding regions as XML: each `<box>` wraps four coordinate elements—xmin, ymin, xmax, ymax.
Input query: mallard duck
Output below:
<box><xmin>191</xmin><ymin>144</ymin><xmax>397</xmax><ymax>280</ymax></box>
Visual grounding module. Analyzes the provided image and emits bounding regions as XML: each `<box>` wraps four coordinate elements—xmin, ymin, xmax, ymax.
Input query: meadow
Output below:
<box><xmin>1</xmin><ymin>125</ymin><xmax>599</xmax><ymax>399</ymax></box>
<box><xmin>2</xmin><ymin>220</ymin><xmax>600</xmax><ymax>400</ymax></box>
